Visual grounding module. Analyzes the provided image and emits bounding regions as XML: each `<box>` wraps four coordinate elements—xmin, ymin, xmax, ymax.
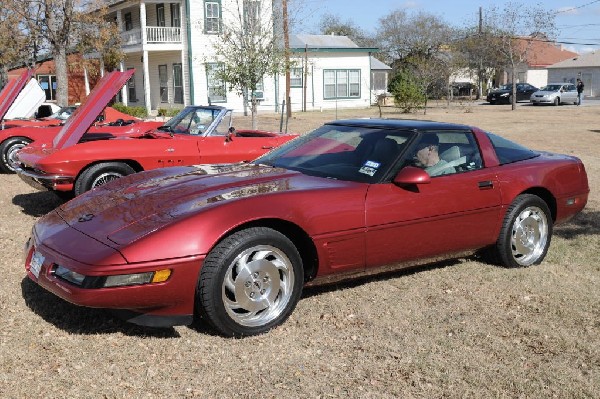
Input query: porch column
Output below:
<box><xmin>83</xmin><ymin>67</ymin><xmax>90</xmax><ymax>96</ymax></box>
<box><xmin>120</xmin><ymin>61</ymin><xmax>129</xmax><ymax>105</ymax></box>
<box><xmin>140</xmin><ymin>1</ymin><xmax>152</xmax><ymax>114</ymax></box>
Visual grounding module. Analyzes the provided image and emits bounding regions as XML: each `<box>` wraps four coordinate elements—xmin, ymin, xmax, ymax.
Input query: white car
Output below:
<box><xmin>530</xmin><ymin>83</ymin><xmax>578</xmax><ymax>106</ymax></box>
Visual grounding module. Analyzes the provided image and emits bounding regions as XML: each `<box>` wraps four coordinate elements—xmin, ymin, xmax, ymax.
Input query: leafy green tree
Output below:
<box><xmin>316</xmin><ymin>13</ymin><xmax>377</xmax><ymax>48</ymax></box>
<box><xmin>388</xmin><ymin>67</ymin><xmax>425</xmax><ymax>113</ymax></box>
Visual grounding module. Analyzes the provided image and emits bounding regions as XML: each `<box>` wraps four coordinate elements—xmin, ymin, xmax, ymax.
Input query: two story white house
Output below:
<box><xmin>102</xmin><ymin>0</ymin><xmax>380</xmax><ymax>114</ymax></box>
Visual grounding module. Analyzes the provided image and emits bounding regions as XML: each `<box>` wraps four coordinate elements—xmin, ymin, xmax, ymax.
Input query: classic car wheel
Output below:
<box><xmin>197</xmin><ymin>227</ymin><xmax>304</xmax><ymax>337</ymax></box>
<box><xmin>74</xmin><ymin>162</ymin><xmax>136</xmax><ymax>196</ymax></box>
<box><xmin>494</xmin><ymin>194</ymin><xmax>552</xmax><ymax>268</ymax></box>
<box><xmin>0</xmin><ymin>137</ymin><xmax>31</xmax><ymax>173</ymax></box>
<box><xmin>553</xmin><ymin>97</ymin><xmax>560</xmax><ymax>106</ymax></box>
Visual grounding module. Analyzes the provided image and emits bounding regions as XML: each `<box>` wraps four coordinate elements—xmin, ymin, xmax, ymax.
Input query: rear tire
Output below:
<box><xmin>0</xmin><ymin>137</ymin><xmax>32</xmax><ymax>173</ymax></box>
<box><xmin>491</xmin><ymin>194</ymin><xmax>552</xmax><ymax>268</ymax></box>
<box><xmin>74</xmin><ymin>162</ymin><xmax>136</xmax><ymax>196</ymax></box>
<box><xmin>197</xmin><ymin>227</ymin><xmax>304</xmax><ymax>337</ymax></box>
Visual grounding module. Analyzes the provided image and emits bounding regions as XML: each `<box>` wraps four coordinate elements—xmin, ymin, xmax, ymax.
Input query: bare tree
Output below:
<box><xmin>7</xmin><ymin>0</ymin><xmax>123</xmax><ymax>106</ymax></box>
<box><xmin>210</xmin><ymin>0</ymin><xmax>286</xmax><ymax>129</ymax></box>
<box><xmin>316</xmin><ymin>13</ymin><xmax>377</xmax><ymax>48</ymax></box>
<box><xmin>482</xmin><ymin>2</ymin><xmax>557</xmax><ymax>110</ymax></box>
<box><xmin>377</xmin><ymin>10</ymin><xmax>455</xmax><ymax>114</ymax></box>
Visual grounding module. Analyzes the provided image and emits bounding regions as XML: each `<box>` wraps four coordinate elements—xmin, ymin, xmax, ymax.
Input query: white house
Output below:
<box><xmin>547</xmin><ymin>51</ymin><xmax>600</xmax><ymax>98</ymax></box>
<box><xmin>102</xmin><ymin>0</ymin><xmax>381</xmax><ymax>114</ymax></box>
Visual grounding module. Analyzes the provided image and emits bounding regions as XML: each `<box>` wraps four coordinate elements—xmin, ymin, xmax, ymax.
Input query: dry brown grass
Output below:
<box><xmin>1</xmin><ymin>101</ymin><xmax>598</xmax><ymax>398</ymax></box>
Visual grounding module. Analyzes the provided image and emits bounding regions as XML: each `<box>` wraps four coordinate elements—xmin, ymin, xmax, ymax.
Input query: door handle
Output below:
<box><xmin>261</xmin><ymin>146</ymin><xmax>274</xmax><ymax>150</ymax></box>
<box><xmin>478</xmin><ymin>180</ymin><xmax>494</xmax><ymax>189</ymax></box>
<box><xmin>166</xmin><ymin>148</ymin><xmax>175</xmax><ymax>152</ymax></box>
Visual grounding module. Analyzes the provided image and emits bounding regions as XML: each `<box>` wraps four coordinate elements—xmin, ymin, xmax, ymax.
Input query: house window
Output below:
<box><xmin>159</xmin><ymin>64</ymin><xmax>168</xmax><ymax>102</ymax></box>
<box><xmin>290</xmin><ymin>68</ymin><xmax>303</xmax><ymax>87</ymax></box>
<box><xmin>324</xmin><ymin>69</ymin><xmax>361</xmax><ymax>99</ymax></box>
<box><xmin>206</xmin><ymin>63</ymin><xmax>226</xmax><ymax>103</ymax></box>
<box><xmin>372</xmin><ymin>71</ymin><xmax>387</xmax><ymax>91</ymax></box>
<box><xmin>37</xmin><ymin>75</ymin><xmax>57</xmax><ymax>101</ymax></box>
<box><xmin>173</xmin><ymin>63</ymin><xmax>183</xmax><ymax>104</ymax></box>
<box><xmin>156</xmin><ymin>4</ymin><xmax>165</xmax><ymax>27</ymax></box>
<box><xmin>171</xmin><ymin>4</ymin><xmax>181</xmax><ymax>27</ymax></box>
<box><xmin>127</xmin><ymin>68</ymin><xmax>137</xmax><ymax>102</ymax></box>
<box><xmin>204</xmin><ymin>0</ymin><xmax>221</xmax><ymax>34</ymax></box>
<box><xmin>243</xmin><ymin>0</ymin><xmax>260</xmax><ymax>31</ymax></box>
<box><xmin>124</xmin><ymin>12</ymin><xmax>133</xmax><ymax>31</ymax></box>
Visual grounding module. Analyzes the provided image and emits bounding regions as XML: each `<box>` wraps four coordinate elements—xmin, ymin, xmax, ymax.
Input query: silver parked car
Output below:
<box><xmin>530</xmin><ymin>83</ymin><xmax>578</xmax><ymax>106</ymax></box>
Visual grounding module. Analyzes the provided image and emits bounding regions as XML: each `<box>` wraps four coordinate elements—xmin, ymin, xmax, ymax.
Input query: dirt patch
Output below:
<box><xmin>1</xmin><ymin>100</ymin><xmax>598</xmax><ymax>398</ymax></box>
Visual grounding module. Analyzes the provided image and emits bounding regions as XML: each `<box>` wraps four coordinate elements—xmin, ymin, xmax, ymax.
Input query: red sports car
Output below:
<box><xmin>1</xmin><ymin>70</ymin><xmax>162</xmax><ymax>173</ymax></box>
<box><xmin>24</xmin><ymin>119</ymin><xmax>589</xmax><ymax>337</ymax></box>
<box><xmin>15</xmin><ymin>70</ymin><xmax>297</xmax><ymax>196</ymax></box>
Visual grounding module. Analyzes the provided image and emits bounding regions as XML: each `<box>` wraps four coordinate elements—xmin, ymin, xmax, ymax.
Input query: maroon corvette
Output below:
<box><xmin>24</xmin><ymin>119</ymin><xmax>589</xmax><ymax>337</ymax></box>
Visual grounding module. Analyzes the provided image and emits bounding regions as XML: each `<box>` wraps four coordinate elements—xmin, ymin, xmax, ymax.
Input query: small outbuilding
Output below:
<box><xmin>547</xmin><ymin>51</ymin><xmax>600</xmax><ymax>97</ymax></box>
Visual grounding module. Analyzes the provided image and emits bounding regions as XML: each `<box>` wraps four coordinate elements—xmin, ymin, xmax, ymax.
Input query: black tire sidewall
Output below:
<box><xmin>198</xmin><ymin>227</ymin><xmax>304</xmax><ymax>337</ymax></box>
<box><xmin>0</xmin><ymin>137</ymin><xmax>31</xmax><ymax>173</ymax></box>
<box><xmin>74</xmin><ymin>162</ymin><xmax>135</xmax><ymax>196</ymax></box>
<box><xmin>496</xmin><ymin>194</ymin><xmax>553</xmax><ymax>268</ymax></box>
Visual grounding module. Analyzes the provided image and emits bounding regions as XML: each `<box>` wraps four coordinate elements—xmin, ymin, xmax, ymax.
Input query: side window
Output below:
<box><xmin>411</xmin><ymin>131</ymin><xmax>483</xmax><ymax>177</ymax></box>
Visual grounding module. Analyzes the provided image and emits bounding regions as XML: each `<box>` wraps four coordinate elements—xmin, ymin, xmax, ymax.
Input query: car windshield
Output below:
<box><xmin>540</xmin><ymin>85</ymin><xmax>562</xmax><ymax>91</ymax></box>
<box><xmin>254</xmin><ymin>124</ymin><xmax>413</xmax><ymax>183</ymax></box>
<box><xmin>159</xmin><ymin>106</ymin><xmax>227</xmax><ymax>135</ymax></box>
<box><xmin>49</xmin><ymin>106</ymin><xmax>76</xmax><ymax>120</ymax></box>
<box><xmin>499</xmin><ymin>84</ymin><xmax>512</xmax><ymax>90</ymax></box>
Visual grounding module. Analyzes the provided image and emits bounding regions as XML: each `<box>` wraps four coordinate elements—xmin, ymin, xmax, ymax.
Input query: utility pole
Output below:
<box><xmin>282</xmin><ymin>0</ymin><xmax>292</xmax><ymax>118</ymax></box>
<box><xmin>478</xmin><ymin>6</ymin><xmax>483</xmax><ymax>100</ymax></box>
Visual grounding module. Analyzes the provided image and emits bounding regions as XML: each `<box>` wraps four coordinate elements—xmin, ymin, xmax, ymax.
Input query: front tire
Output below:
<box><xmin>553</xmin><ymin>97</ymin><xmax>560</xmax><ymax>106</ymax></box>
<box><xmin>493</xmin><ymin>194</ymin><xmax>552</xmax><ymax>268</ymax></box>
<box><xmin>197</xmin><ymin>227</ymin><xmax>304</xmax><ymax>337</ymax></box>
<box><xmin>74</xmin><ymin>162</ymin><xmax>136</xmax><ymax>196</ymax></box>
<box><xmin>0</xmin><ymin>137</ymin><xmax>32</xmax><ymax>173</ymax></box>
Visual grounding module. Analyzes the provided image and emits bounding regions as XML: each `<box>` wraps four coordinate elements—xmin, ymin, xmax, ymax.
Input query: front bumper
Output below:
<box><xmin>24</xmin><ymin>233</ymin><xmax>205</xmax><ymax>327</ymax></box>
<box><xmin>530</xmin><ymin>97</ymin><xmax>553</xmax><ymax>104</ymax></box>
<box><xmin>15</xmin><ymin>165</ymin><xmax>75</xmax><ymax>192</ymax></box>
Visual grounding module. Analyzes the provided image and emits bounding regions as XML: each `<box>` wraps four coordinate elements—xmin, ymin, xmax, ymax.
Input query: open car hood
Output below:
<box><xmin>0</xmin><ymin>69</ymin><xmax>33</xmax><ymax>121</ymax></box>
<box><xmin>52</xmin><ymin>70</ymin><xmax>135</xmax><ymax>150</ymax></box>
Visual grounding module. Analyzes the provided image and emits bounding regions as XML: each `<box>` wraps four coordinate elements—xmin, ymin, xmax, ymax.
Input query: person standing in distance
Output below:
<box><xmin>576</xmin><ymin>78</ymin><xmax>584</xmax><ymax>106</ymax></box>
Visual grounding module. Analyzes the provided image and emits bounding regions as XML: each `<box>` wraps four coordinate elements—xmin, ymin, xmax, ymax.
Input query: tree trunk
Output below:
<box><xmin>54</xmin><ymin>46</ymin><xmax>69</xmax><ymax>106</ymax></box>
<box><xmin>251</xmin><ymin>97</ymin><xmax>258</xmax><ymax>130</ymax></box>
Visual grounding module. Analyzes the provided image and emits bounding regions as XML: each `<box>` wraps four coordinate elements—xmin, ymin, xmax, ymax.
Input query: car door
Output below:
<box><xmin>364</xmin><ymin>131</ymin><xmax>503</xmax><ymax>268</ymax></box>
<box><xmin>564</xmin><ymin>84</ymin><xmax>578</xmax><ymax>103</ymax></box>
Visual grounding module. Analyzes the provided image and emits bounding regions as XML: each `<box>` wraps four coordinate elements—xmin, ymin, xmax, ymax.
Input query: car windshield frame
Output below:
<box><xmin>158</xmin><ymin>106</ymin><xmax>230</xmax><ymax>136</ymax></box>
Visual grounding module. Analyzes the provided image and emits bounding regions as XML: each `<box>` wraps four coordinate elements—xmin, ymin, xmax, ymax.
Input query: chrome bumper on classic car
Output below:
<box><xmin>15</xmin><ymin>165</ymin><xmax>75</xmax><ymax>191</ymax></box>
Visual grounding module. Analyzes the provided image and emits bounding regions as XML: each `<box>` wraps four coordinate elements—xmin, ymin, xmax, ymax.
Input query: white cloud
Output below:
<box><xmin>402</xmin><ymin>1</ymin><xmax>419</xmax><ymax>9</ymax></box>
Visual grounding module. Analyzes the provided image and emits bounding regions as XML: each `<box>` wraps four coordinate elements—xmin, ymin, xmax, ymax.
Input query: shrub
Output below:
<box><xmin>111</xmin><ymin>103</ymin><xmax>148</xmax><ymax>118</ymax></box>
<box><xmin>388</xmin><ymin>69</ymin><xmax>426</xmax><ymax>113</ymax></box>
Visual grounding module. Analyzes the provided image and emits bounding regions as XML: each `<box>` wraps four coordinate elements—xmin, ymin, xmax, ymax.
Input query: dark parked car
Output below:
<box><xmin>25</xmin><ymin>119</ymin><xmax>589</xmax><ymax>337</ymax></box>
<box><xmin>487</xmin><ymin>83</ymin><xmax>538</xmax><ymax>104</ymax></box>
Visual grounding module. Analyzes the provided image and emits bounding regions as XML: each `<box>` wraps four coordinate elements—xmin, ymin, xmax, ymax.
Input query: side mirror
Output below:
<box><xmin>393</xmin><ymin>166</ymin><xmax>431</xmax><ymax>186</ymax></box>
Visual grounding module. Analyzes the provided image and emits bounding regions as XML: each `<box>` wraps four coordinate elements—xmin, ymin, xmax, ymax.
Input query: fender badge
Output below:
<box><xmin>78</xmin><ymin>213</ymin><xmax>95</xmax><ymax>222</ymax></box>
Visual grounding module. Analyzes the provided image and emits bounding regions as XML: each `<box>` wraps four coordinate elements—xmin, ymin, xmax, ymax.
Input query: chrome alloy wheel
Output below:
<box><xmin>222</xmin><ymin>245</ymin><xmax>295</xmax><ymax>327</ymax></box>
<box><xmin>6</xmin><ymin>142</ymin><xmax>28</xmax><ymax>172</ymax></box>
<box><xmin>510</xmin><ymin>205</ymin><xmax>549</xmax><ymax>266</ymax></box>
<box><xmin>91</xmin><ymin>172</ymin><xmax>123</xmax><ymax>189</ymax></box>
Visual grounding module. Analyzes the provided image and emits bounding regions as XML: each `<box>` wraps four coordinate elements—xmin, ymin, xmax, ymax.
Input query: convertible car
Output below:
<box><xmin>24</xmin><ymin>119</ymin><xmax>589</xmax><ymax>337</ymax></box>
<box><xmin>1</xmin><ymin>70</ymin><xmax>162</xmax><ymax>173</ymax></box>
<box><xmin>16</xmin><ymin>70</ymin><xmax>297</xmax><ymax>195</ymax></box>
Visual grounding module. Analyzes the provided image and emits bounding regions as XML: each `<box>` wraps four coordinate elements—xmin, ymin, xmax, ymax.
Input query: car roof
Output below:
<box><xmin>326</xmin><ymin>118</ymin><xmax>472</xmax><ymax>131</ymax></box>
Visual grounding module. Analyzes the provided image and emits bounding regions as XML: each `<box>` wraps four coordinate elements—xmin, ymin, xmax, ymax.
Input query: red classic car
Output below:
<box><xmin>1</xmin><ymin>70</ymin><xmax>162</xmax><ymax>173</ymax></box>
<box><xmin>15</xmin><ymin>70</ymin><xmax>297</xmax><ymax>196</ymax></box>
<box><xmin>24</xmin><ymin>119</ymin><xmax>589</xmax><ymax>337</ymax></box>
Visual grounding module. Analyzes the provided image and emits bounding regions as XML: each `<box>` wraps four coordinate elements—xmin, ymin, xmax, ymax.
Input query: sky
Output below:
<box><xmin>291</xmin><ymin>0</ymin><xmax>600</xmax><ymax>54</ymax></box>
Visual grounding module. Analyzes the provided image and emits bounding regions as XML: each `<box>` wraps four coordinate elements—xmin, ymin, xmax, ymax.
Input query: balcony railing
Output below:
<box><xmin>147</xmin><ymin>26</ymin><xmax>181</xmax><ymax>43</ymax></box>
<box><xmin>120</xmin><ymin>27</ymin><xmax>182</xmax><ymax>46</ymax></box>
